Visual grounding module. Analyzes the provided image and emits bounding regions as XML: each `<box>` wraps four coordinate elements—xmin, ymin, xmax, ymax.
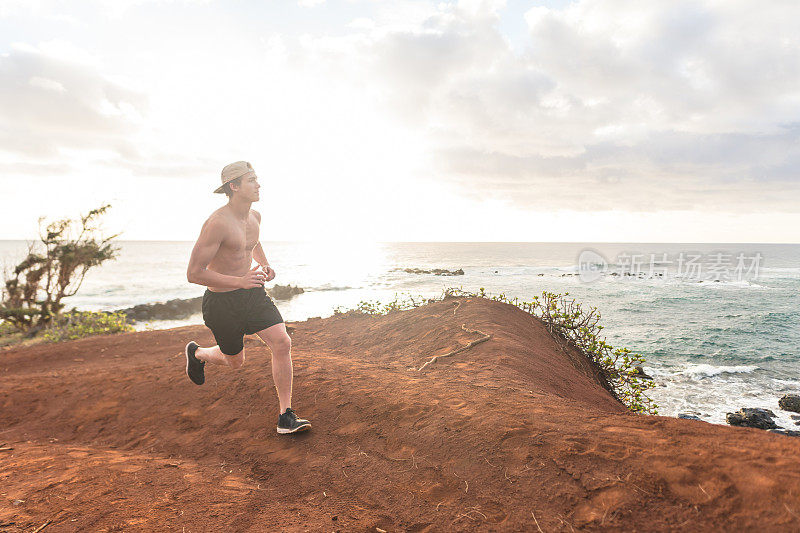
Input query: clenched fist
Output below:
<box><xmin>263</xmin><ymin>264</ymin><xmax>276</xmax><ymax>282</ymax></box>
<box><xmin>239</xmin><ymin>264</ymin><xmax>266</xmax><ymax>288</ymax></box>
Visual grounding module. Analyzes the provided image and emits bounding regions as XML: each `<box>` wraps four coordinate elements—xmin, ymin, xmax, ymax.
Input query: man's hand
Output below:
<box><xmin>263</xmin><ymin>265</ymin><xmax>276</xmax><ymax>282</ymax></box>
<box><xmin>239</xmin><ymin>265</ymin><xmax>266</xmax><ymax>288</ymax></box>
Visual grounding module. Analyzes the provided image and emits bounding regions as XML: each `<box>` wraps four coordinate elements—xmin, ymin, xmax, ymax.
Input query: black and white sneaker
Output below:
<box><xmin>185</xmin><ymin>341</ymin><xmax>205</xmax><ymax>385</ymax></box>
<box><xmin>277</xmin><ymin>407</ymin><xmax>311</xmax><ymax>434</ymax></box>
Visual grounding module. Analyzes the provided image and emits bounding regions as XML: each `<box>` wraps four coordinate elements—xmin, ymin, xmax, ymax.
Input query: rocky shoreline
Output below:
<box><xmin>722</xmin><ymin>394</ymin><xmax>800</xmax><ymax>437</ymax></box>
<box><xmin>115</xmin><ymin>284</ymin><xmax>305</xmax><ymax>323</ymax></box>
<box><xmin>676</xmin><ymin>395</ymin><xmax>800</xmax><ymax>437</ymax></box>
<box><xmin>393</xmin><ymin>267</ymin><xmax>464</xmax><ymax>276</ymax></box>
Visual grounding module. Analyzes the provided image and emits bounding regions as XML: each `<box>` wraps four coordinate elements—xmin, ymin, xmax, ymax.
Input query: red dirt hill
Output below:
<box><xmin>1</xmin><ymin>296</ymin><xmax>799</xmax><ymax>532</ymax></box>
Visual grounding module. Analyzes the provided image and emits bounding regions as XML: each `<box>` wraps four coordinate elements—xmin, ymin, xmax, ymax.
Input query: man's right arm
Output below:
<box><xmin>186</xmin><ymin>218</ymin><xmax>264</xmax><ymax>290</ymax></box>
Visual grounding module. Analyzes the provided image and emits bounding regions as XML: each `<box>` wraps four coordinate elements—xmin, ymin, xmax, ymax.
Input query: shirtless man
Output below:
<box><xmin>184</xmin><ymin>161</ymin><xmax>311</xmax><ymax>435</ymax></box>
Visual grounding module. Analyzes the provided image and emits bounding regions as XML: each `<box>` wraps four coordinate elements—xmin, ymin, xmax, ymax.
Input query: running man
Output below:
<box><xmin>184</xmin><ymin>161</ymin><xmax>311</xmax><ymax>434</ymax></box>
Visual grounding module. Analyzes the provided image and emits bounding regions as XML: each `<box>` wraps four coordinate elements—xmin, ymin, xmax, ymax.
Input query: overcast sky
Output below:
<box><xmin>1</xmin><ymin>0</ymin><xmax>798</xmax><ymax>242</ymax></box>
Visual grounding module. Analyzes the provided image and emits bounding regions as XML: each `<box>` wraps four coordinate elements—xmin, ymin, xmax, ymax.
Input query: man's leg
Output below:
<box><xmin>196</xmin><ymin>345</ymin><xmax>245</xmax><ymax>369</ymax></box>
<box><xmin>257</xmin><ymin>323</ymin><xmax>292</xmax><ymax>414</ymax></box>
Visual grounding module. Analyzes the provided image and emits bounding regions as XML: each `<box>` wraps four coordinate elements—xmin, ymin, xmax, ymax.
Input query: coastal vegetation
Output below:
<box><xmin>0</xmin><ymin>204</ymin><xmax>128</xmax><ymax>344</ymax></box>
<box><xmin>41</xmin><ymin>310</ymin><xmax>132</xmax><ymax>343</ymax></box>
<box><xmin>334</xmin><ymin>287</ymin><xmax>658</xmax><ymax>414</ymax></box>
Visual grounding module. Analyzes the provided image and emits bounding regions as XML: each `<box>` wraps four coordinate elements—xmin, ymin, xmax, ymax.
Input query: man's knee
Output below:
<box><xmin>227</xmin><ymin>350</ymin><xmax>245</xmax><ymax>369</ymax></box>
<box><xmin>269</xmin><ymin>334</ymin><xmax>291</xmax><ymax>354</ymax></box>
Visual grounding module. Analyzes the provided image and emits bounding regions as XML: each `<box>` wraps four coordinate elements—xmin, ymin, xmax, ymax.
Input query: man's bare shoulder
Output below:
<box><xmin>202</xmin><ymin>208</ymin><xmax>233</xmax><ymax>233</ymax></box>
<box><xmin>251</xmin><ymin>209</ymin><xmax>261</xmax><ymax>222</ymax></box>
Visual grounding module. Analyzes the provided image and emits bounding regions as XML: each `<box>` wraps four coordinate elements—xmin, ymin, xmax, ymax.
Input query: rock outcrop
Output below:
<box><xmin>725</xmin><ymin>408</ymin><xmax>779</xmax><ymax>430</ymax></box>
<box><xmin>395</xmin><ymin>268</ymin><xmax>464</xmax><ymax>276</ymax></box>
<box><xmin>633</xmin><ymin>365</ymin><xmax>653</xmax><ymax>380</ymax></box>
<box><xmin>778</xmin><ymin>394</ymin><xmax>800</xmax><ymax>413</ymax></box>
<box><xmin>118</xmin><ymin>297</ymin><xmax>203</xmax><ymax>322</ymax></box>
<box><xmin>116</xmin><ymin>285</ymin><xmax>304</xmax><ymax>322</ymax></box>
<box><xmin>267</xmin><ymin>284</ymin><xmax>304</xmax><ymax>300</ymax></box>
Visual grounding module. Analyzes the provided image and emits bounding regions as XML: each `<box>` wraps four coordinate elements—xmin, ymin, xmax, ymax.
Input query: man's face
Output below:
<box><xmin>231</xmin><ymin>174</ymin><xmax>260</xmax><ymax>202</ymax></box>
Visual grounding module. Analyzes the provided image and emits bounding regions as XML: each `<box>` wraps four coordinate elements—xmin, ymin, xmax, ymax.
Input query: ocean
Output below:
<box><xmin>2</xmin><ymin>240</ymin><xmax>798</xmax><ymax>428</ymax></box>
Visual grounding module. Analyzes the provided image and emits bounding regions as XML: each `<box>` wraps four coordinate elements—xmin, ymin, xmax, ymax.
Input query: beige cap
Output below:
<box><xmin>214</xmin><ymin>161</ymin><xmax>256</xmax><ymax>194</ymax></box>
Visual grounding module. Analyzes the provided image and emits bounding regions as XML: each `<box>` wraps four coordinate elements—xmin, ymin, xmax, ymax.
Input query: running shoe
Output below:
<box><xmin>185</xmin><ymin>341</ymin><xmax>205</xmax><ymax>385</ymax></box>
<box><xmin>277</xmin><ymin>407</ymin><xmax>311</xmax><ymax>434</ymax></box>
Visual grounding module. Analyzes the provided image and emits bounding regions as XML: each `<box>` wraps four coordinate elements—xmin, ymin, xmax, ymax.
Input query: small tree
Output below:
<box><xmin>1</xmin><ymin>204</ymin><xmax>119</xmax><ymax>332</ymax></box>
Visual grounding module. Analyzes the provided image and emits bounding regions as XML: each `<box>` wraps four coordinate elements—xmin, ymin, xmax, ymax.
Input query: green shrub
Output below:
<box><xmin>333</xmin><ymin>293</ymin><xmax>429</xmax><ymax>316</ymax></box>
<box><xmin>0</xmin><ymin>320</ymin><xmax>17</xmax><ymax>336</ymax></box>
<box><xmin>0</xmin><ymin>319</ymin><xmax>23</xmax><ymax>347</ymax></box>
<box><xmin>41</xmin><ymin>310</ymin><xmax>133</xmax><ymax>343</ymax></box>
<box><xmin>334</xmin><ymin>287</ymin><xmax>658</xmax><ymax>414</ymax></box>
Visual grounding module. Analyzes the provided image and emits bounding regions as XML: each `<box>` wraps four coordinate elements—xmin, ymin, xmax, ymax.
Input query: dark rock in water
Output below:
<box><xmin>678</xmin><ymin>414</ymin><xmax>702</xmax><ymax>421</ymax></box>
<box><xmin>397</xmin><ymin>268</ymin><xmax>464</xmax><ymax>276</ymax></box>
<box><xmin>778</xmin><ymin>394</ymin><xmax>800</xmax><ymax>413</ymax></box>
<box><xmin>118</xmin><ymin>296</ymin><xmax>204</xmax><ymax>322</ymax></box>
<box><xmin>768</xmin><ymin>429</ymin><xmax>800</xmax><ymax>437</ymax></box>
<box><xmin>268</xmin><ymin>284</ymin><xmax>304</xmax><ymax>300</ymax></box>
<box><xmin>116</xmin><ymin>285</ymin><xmax>304</xmax><ymax>322</ymax></box>
<box><xmin>537</xmin><ymin>273</ymin><xmax>544</xmax><ymax>276</ymax></box>
<box><xmin>791</xmin><ymin>414</ymin><xmax>800</xmax><ymax>420</ymax></box>
<box><xmin>726</xmin><ymin>408</ymin><xmax>778</xmax><ymax>430</ymax></box>
<box><xmin>633</xmin><ymin>365</ymin><xmax>653</xmax><ymax>380</ymax></box>
<box><xmin>441</xmin><ymin>268</ymin><xmax>463</xmax><ymax>276</ymax></box>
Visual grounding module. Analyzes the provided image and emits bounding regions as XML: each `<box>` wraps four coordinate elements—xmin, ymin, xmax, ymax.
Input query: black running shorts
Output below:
<box><xmin>201</xmin><ymin>287</ymin><xmax>284</xmax><ymax>355</ymax></box>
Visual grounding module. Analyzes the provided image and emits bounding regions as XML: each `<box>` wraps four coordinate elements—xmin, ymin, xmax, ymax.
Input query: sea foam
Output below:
<box><xmin>680</xmin><ymin>363</ymin><xmax>759</xmax><ymax>379</ymax></box>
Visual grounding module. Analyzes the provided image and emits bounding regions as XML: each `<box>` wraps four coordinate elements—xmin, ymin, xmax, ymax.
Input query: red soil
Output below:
<box><xmin>1</xmin><ymin>296</ymin><xmax>799</xmax><ymax>532</ymax></box>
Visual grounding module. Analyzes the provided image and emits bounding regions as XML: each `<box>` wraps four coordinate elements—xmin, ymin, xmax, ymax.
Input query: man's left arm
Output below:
<box><xmin>253</xmin><ymin>242</ymin><xmax>276</xmax><ymax>281</ymax></box>
<box><xmin>252</xmin><ymin>211</ymin><xmax>275</xmax><ymax>281</ymax></box>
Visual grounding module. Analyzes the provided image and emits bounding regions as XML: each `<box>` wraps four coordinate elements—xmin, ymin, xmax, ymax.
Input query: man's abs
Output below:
<box><xmin>206</xmin><ymin>252</ymin><xmax>254</xmax><ymax>292</ymax></box>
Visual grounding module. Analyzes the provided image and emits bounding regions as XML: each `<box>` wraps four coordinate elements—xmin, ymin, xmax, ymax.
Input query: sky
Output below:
<box><xmin>0</xmin><ymin>0</ymin><xmax>798</xmax><ymax>242</ymax></box>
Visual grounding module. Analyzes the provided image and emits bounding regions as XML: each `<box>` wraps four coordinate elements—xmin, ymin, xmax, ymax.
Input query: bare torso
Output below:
<box><xmin>206</xmin><ymin>207</ymin><xmax>260</xmax><ymax>292</ymax></box>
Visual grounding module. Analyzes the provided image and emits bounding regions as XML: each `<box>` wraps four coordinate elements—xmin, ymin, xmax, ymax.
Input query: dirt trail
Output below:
<box><xmin>1</xmin><ymin>297</ymin><xmax>799</xmax><ymax>532</ymax></box>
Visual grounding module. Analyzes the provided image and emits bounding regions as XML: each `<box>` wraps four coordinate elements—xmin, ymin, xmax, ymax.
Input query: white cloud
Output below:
<box><xmin>28</xmin><ymin>75</ymin><xmax>65</xmax><ymax>92</ymax></box>
<box><xmin>0</xmin><ymin>38</ymin><xmax>218</xmax><ymax>185</ymax></box>
<box><xmin>287</xmin><ymin>0</ymin><xmax>800</xmax><ymax>213</ymax></box>
<box><xmin>1</xmin><ymin>0</ymin><xmax>798</xmax><ymax>241</ymax></box>
<box><xmin>0</xmin><ymin>42</ymin><xmax>147</xmax><ymax>159</ymax></box>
